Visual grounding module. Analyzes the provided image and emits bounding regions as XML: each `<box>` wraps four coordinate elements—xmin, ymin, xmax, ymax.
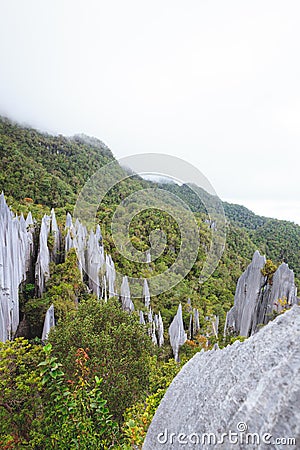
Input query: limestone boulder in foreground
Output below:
<box><xmin>144</xmin><ymin>306</ymin><xmax>300</xmax><ymax>449</ymax></box>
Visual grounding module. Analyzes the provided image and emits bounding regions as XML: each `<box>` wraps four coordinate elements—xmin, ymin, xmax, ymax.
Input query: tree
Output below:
<box><xmin>0</xmin><ymin>338</ymin><xmax>43</xmax><ymax>447</ymax></box>
<box><xmin>37</xmin><ymin>344</ymin><xmax>117</xmax><ymax>449</ymax></box>
<box><xmin>48</xmin><ymin>297</ymin><xmax>154</xmax><ymax>423</ymax></box>
<box><xmin>0</xmin><ymin>338</ymin><xmax>117</xmax><ymax>449</ymax></box>
<box><xmin>261</xmin><ymin>259</ymin><xmax>278</xmax><ymax>284</ymax></box>
<box><xmin>25</xmin><ymin>249</ymin><xmax>85</xmax><ymax>338</ymax></box>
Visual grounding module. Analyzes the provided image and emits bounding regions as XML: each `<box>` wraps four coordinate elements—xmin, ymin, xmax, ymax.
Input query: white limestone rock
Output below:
<box><xmin>105</xmin><ymin>254</ymin><xmax>116</xmax><ymax>298</ymax></box>
<box><xmin>211</xmin><ymin>315</ymin><xmax>219</xmax><ymax>338</ymax></box>
<box><xmin>35</xmin><ymin>215</ymin><xmax>50</xmax><ymax>297</ymax></box>
<box><xmin>143</xmin><ymin>279</ymin><xmax>151</xmax><ymax>309</ymax></box>
<box><xmin>65</xmin><ymin>212</ymin><xmax>73</xmax><ymax>229</ymax></box>
<box><xmin>189</xmin><ymin>307</ymin><xmax>201</xmax><ymax>340</ymax></box>
<box><xmin>225</xmin><ymin>251</ymin><xmax>298</xmax><ymax>337</ymax></box>
<box><xmin>229</xmin><ymin>250</ymin><xmax>266</xmax><ymax>336</ymax></box>
<box><xmin>0</xmin><ymin>194</ymin><xmax>35</xmax><ymax>341</ymax></box>
<box><xmin>269</xmin><ymin>262</ymin><xmax>297</xmax><ymax>311</ymax></box>
<box><xmin>157</xmin><ymin>311</ymin><xmax>164</xmax><ymax>347</ymax></box>
<box><xmin>144</xmin><ymin>306</ymin><xmax>300</xmax><ymax>450</ymax></box>
<box><xmin>120</xmin><ymin>276</ymin><xmax>134</xmax><ymax>312</ymax></box>
<box><xmin>50</xmin><ymin>209</ymin><xmax>61</xmax><ymax>263</ymax></box>
<box><xmin>151</xmin><ymin>321</ymin><xmax>158</xmax><ymax>345</ymax></box>
<box><xmin>139</xmin><ymin>310</ymin><xmax>146</xmax><ymax>325</ymax></box>
<box><xmin>86</xmin><ymin>230</ymin><xmax>104</xmax><ymax>298</ymax></box>
<box><xmin>148</xmin><ymin>307</ymin><xmax>153</xmax><ymax>323</ymax></box>
<box><xmin>41</xmin><ymin>303</ymin><xmax>55</xmax><ymax>341</ymax></box>
<box><xmin>73</xmin><ymin>219</ymin><xmax>88</xmax><ymax>277</ymax></box>
<box><xmin>169</xmin><ymin>303</ymin><xmax>187</xmax><ymax>362</ymax></box>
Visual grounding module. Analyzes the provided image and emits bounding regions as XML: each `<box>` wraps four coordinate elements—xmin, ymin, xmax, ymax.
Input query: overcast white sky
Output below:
<box><xmin>0</xmin><ymin>0</ymin><xmax>299</xmax><ymax>224</ymax></box>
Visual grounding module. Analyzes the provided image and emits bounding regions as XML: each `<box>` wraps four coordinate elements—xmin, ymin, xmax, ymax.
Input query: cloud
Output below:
<box><xmin>0</xmin><ymin>0</ymin><xmax>299</xmax><ymax>223</ymax></box>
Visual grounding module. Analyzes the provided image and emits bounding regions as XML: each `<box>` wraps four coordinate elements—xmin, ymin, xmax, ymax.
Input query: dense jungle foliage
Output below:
<box><xmin>1</xmin><ymin>116</ymin><xmax>299</xmax><ymax>448</ymax></box>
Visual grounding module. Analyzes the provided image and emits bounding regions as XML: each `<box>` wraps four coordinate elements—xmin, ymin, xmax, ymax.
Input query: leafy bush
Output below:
<box><xmin>48</xmin><ymin>297</ymin><xmax>155</xmax><ymax>424</ymax></box>
<box><xmin>36</xmin><ymin>344</ymin><xmax>117</xmax><ymax>449</ymax></box>
<box><xmin>121</xmin><ymin>356</ymin><xmax>183</xmax><ymax>447</ymax></box>
<box><xmin>0</xmin><ymin>338</ymin><xmax>43</xmax><ymax>447</ymax></box>
<box><xmin>25</xmin><ymin>249</ymin><xmax>85</xmax><ymax>338</ymax></box>
<box><xmin>0</xmin><ymin>339</ymin><xmax>117</xmax><ymax>449</ymax></box>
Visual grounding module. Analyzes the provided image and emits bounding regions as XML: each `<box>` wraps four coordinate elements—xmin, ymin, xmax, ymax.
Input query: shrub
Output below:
<box><xmin>48</xmin><ymin>297</ymin><xmax>155</xmax><ymax>423</ymax></box>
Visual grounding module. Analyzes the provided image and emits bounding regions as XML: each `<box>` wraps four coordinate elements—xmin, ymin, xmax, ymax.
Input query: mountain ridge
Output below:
<box><xmin>1</xmin><ymin>115</ymin><xmax>299</xmax><ymax>282</ymax></box>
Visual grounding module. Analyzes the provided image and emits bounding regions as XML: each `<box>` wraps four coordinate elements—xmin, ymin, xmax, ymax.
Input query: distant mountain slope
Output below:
<box><xmin>222</xmin><ymin>201</ymin><xmax>268</xmax><ymax>229</ymax></box>
<box><xmin>158</xmin><ymin>181</ymin><xmax>300</xmax><ymax>278</ymax></box>
<box><xmin>0</xmin><ymin>117</ymin><xmax>114</xmax><ymax>207</ymax></box>
<box><xmin>1</xmin><ymin>116</ymin><xmax>299</xmax><ymax>280</ymax></box>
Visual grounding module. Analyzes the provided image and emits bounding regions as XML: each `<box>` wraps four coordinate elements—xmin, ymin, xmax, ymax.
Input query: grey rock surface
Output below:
<box><xmin>157</xmin><ymin>311</ymin><xmax>164</xmax><ymax>347</ymax></box>
<box><xmin>143</xmin><ymin>278</ymin><xmax>151</xmax><ymax>309</ymax></box>
<box><xmin>169</xmin><ymin>303</ymin><xmax>187</xmax><ymax>362</ymax></box>
<box><xmin>151</xmin><ymin>321</ymin><xmax>158</xmax><ymax>345</ymax></box>
<box><xmin>105</xmin><ymin>254</ymin><xmax>116</xmax><ymax>298</ymax></box>
<box><xmin>225</xmin><ymin>251</ymin><xmax>298</xmax><ymax>337</ymax></box>
<box><xmin>0</xmin><ymin>194</ymin><xmax>35</xmax><ymax>341</ymax></box>
<box><xmin>86</xmin><ymin>229</ymin><xmax>104</xmax><ymax>298</ymax></box>
<box><xmin>120</xmin><ymin>275</ymin><xmax>134</xmax><ymax>312</ymax></box>
<box><xmin>144</xmin><ymin>306</ymin><xmax>300</xmax><ymax>450</ymax></box>
<box><xmin>139</xmin><ymin>310</ymin><xmax>145</xmax><ymax>325</ymax></box>
<box><xmin>35</xmin><ymin>214</ymin><xmax>50</xmax><ymax>296</ymax></box>
<box><xmin>50</xmin><ymin>209</ymin><xmax>61</xmax><ymax>263</ymax></box>
<box><xmin>41</xmin><ymin>303</ymin><xmax>55</xmax><ymax>341</ymax></box>
<box><xmin>73</xmin><ymin>218</ymin><xmax>88</xmax><ymax>278</ymax></box>
<box><xmin>226</xmin><ymin>250</ymin><xmax>266</xmax><ymax>337</ymax></box>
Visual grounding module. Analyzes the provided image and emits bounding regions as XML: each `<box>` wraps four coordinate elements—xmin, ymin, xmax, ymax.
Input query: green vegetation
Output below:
<box><xmin>1</xmin><ymin>115</ymin><xmax>299</xmax><ymax>278</ymax></box>
<box><xmin>1</xmin><ymin>116</ymin><xmax>299</xmax><ymax>448</ymax></box>
<box><xmin>250</xmin><ymin>219</ymin><xmax>300</xmax><ymax>279</ymax></box>
<box><xmin>158</xmin><ymin>180</ymin><xmax>300</xmax><ymax>278</ymax></box>
<box><xmin>48</xmin><ymin>297</ymin><xmax>155</xmax><ymax>425</ymax></box>
<box><xmin>0</xmin><ymin>117</ymin><xmax>113</xmax><ymax>209</ymax></box>
<box><xmin>0</xmin><ymin>339</ymin><xmax>117</xmax><ymax>449</ymax></box>
<box><xmin>261</xmin><ymin>259</ymin><xmax>278</xmax><ymax>284</ymax></box>
<box><xmin>122</xmin><ymin>357</ymin><xmax>183</xmax><ymax>447</ymax></box>
<box><xmin>24</xmin><ymin>249</ymin><xmax>86</xmax><ymax>337</ymax></box>
<box><xmin>0</xmin><ymin>338</ymin><xmax>43</xmax><ymax>447</ymax></box>
<box><xmin>38</xmin><ymin>344</ymin><xmax>117</xmax><ymax>449</ymax></box>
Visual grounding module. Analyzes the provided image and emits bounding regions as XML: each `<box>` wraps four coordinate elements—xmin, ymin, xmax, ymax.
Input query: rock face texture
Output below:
<box><xmin>0</xmin><ymin>194</ymin><xmax>168</xmax><ymax>344</ymax></box>
<box><xmin>120</xmin><ymin>275</ymin><xmax>135</xmax><ymax>312</ymax></box>
<box><xmin>0</xmin><ymin>194</ymin><xmax>35</xmax><ymax>341</ymax></box>
<box><xmin>225</xmin><ymin>250</ymin><xmax>298</xmax><ymax>337</ymax></box>
<box><xmin>143</xmin><ymin>279</ymin><xmax>151</xmax><ymax>309</ymax></box>
<box><xmin>64</xmin><ymin>214</ymin><xmax>116</xmax><ymax>300</ymax></box>
<box><xmin>50</xmin><ymin>209</ymin><xmax>61</xmax><ymax>263</ymax></box>
<box><xmin>105</xmin><ymin>254</ymin><xmax>116</xmax><ymax>298</ymax></box>
<box><xmin>35</xmin><ymin>215</ymin><xmax>51</xmax><ymax>297</ymax></box>
<box><xmin>144</xmin><ymin>306</ymin><xmax>300</xmax><ymax>450</ymax></box>
<box><xmin>41</xmin><ymin>303</ymin><xmax>55</xmax><ymax>341</ymax></box>
<box><xmin>169</xmin><ymin>303</ymin><xmax>187</xmax><ymax>362</ymax></box>
<box><xmin>0</xmin><ymin>195</ymin><xmax>119</xmax><ymax>341</ymax></box>
<box><xmin>157</xmin><ymin>312</ymin><xmax>164</xmax><ymax>347</ymax></box>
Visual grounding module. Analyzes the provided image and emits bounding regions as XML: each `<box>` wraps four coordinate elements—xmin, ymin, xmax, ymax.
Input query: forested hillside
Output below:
<box><xmin>0</xmin><ymin>116</ymin><xmax>299</xmax><ymax>317</ymax></box>
<box><xmin>159</xmin><ymin>180</ymin><xmax>300</xmax><ymax>278</ymax></box>
<box><xmin>0</xmin><ymin>116</ymin><xmax>299</xmax><ymax>448</ymax></box>
<box><xmin>0</xmin><ymin>117</ymin><xmax>113</xmax><ymax>207</ymax></box>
